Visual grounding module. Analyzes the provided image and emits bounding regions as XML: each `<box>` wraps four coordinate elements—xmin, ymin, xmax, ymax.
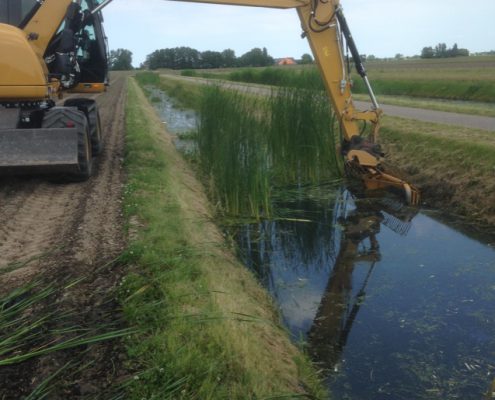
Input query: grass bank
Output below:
<box><xmin>380</xmin><ymin>116</ymin><xmax>495</xmax><ymax>227</ymax></box>
<box><xmin>179</xmin><ymin>56</ymin><xmax>495</xmax><ymax>103</ymax></box>
<box><xmin>121</xmin><ymin>77</ymin><xmax>326</xmax><ymax>399</ymax></box>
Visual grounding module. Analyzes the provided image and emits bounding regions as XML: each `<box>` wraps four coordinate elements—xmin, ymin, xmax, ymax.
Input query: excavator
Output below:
<box><xmin>0</xmin><ymin>0</ymin><xmax>420</xmax><ymax>204</ymax></box>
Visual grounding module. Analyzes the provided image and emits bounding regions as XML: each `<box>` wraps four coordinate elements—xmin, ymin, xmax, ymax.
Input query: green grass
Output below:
<box><xmin>351</xmin><ymin>78</ymin><xmax>495</xmax><ymax>103</ymax></box>
<box><xmin>381</xmin><ymin>121</ymin><xmax>495</xmax><ymax>171</ymax></box>
<box><xmin>380</xmin><ymin>115</ymin><xmax>495</xmax><ymax>224</ymax></box>
<box><xmin>121</xmin><ymin>78</ymin><xmax>327</xmax><ymax>399</ymax></box>
<box><xmin>186</xmin><ymin>56</ymin><xmax>495</xmax><ymax>103</ymax></box>
<box><xmin>197</xmin><ymin>86</ymin><xmax>271</xmax><ymax>218</ymax></box>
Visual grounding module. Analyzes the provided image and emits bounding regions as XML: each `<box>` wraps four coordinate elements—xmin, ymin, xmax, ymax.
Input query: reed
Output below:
<box><xmin>196</xmin><ymin>84</ymin><xmax>341</xmax><ymax>218</ymax></box>
<box><xmin>197</xmin><ymin>85</ymin><xmax>271</xmax><ymax>217</ymax></box>
<box><xmin>268</xmin><ymin>86</ymin><xmax>341</xmax><ymax>185</ymax></box>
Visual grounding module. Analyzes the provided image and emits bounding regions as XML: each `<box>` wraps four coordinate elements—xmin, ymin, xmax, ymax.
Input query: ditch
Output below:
<box><xmin>149</xmin><ymin>86</ymin><xmax>495</xmax><ymax>399</ymax></box>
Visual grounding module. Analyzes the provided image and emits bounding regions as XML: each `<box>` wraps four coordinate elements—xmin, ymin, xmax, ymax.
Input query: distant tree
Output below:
<box><xmin>300</xmin><ymin>53</ymin><xmax>313</xmax><ymax>64</ymax></box>
<box><xmin>201</xmin><ymin>50</ymin><xmax>223</xmax><ymax>69</ymax></box>
<box><xmin>421</xmin><ymin>43</ymin><xmax>469</xmax><ymax>59</ymax></box>
<box><xmin>421</xmin><ymin>46</ymin><xmax>435</xmax><ymax>59</ymax></box>
<box><xmin>449</xmin><ymin>43</ymin><xmax>459</xmax><ymax>57</ymax></box>
<box><xmin>221</xmin><ymin>49</ymin><xmax>236</xmax><ymax>67</ymax></box>
<box><xmin>110</xmin><ymin>48</ymin><xmax>133</xmax><ymax>70</ymax></box>
<box><xmin>395</xmin><ymin>53</ymin><xmax>404</xmax><ymax>60</ymax></box>
<box><xmin>367</xmin><ymin>54</ymin><xmax>376</xmax><ymax>61</ymax></box>
<box><xmin>434</xmin><ymin>43</ymin><xmax>448</xmax><ymax>58</ymax></box>
<box><xmin>175</xmin><ymin>47</ymin><xmax>201</xmax><ymax>69</ymax></box>
<box><xmin>238</xmin><ymin>47</ymin><xmax>274</xmax><ymax>67</ymax></box>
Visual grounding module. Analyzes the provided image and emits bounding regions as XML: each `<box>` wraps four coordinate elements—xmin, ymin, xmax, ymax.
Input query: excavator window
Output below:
<box><xmin>77</xmin><ymin>2</ymin><xmax>109</xmax><ymax>84</ymax></box>
<box><xmin>0</xmin><ymin>0</ymin><xmax>37</xmax><ymax>26</ymax></box>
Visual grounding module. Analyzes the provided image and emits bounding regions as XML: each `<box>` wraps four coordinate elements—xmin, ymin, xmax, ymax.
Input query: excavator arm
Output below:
<box><xmin>166</xmin><ymin>0</ymin><xmax>420</xmax><ymax>204</ymax></box>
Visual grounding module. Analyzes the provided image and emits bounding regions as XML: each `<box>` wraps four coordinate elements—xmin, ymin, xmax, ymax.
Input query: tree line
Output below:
<box><xmin>144</xmin><ymin>47</ymin><xmax>275</xmax><ymax>70</ymax></box>
<box><xmin>421</xmin><ymin>43</ymin><xmax>469</xmax><ymax>59</ymax></box>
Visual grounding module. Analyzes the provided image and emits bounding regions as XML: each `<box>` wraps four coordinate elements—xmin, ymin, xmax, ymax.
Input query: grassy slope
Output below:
<box><xmin>380</xmin><ymin>116</ymin><xmax>495</xmax><ymax>227</ymax></box>
<box><xmin>122</xmin><ymin>78</ymin><xmax>326</xmax><ymax>399</ymax></box>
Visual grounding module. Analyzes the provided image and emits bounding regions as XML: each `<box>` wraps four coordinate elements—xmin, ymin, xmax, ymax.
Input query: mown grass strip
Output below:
<box><xmin>121</xmin><ymin>78</ymin><xmax>327</xmax><ymax>399</ymax></box>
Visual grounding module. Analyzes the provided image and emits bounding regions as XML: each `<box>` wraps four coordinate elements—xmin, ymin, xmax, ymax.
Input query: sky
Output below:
<box><xmin>102</xmin><ymin>0</ymin><xmax>495</xmax><ymax>67</ymax></box>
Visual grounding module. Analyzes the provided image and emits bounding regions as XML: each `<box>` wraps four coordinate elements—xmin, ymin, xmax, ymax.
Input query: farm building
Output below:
<box><xmin>276</xmin><ymin>57</ymin><xmax>297</xmax><ymax>65</ymax></box>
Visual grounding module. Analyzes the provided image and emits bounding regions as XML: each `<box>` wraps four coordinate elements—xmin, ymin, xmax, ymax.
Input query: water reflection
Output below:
<box><xmin>308</xmin><ymin>195</ymin><xmax>384</xmax><ymax>373</ymax></box>
<box><xmin>232</xmin><ymin>185</ymin><xmax>495</xmax><ymax>399</ymax></box>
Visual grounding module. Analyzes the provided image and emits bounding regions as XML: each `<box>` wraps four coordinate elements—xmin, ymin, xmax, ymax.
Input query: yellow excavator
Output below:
<box><xmin>0</xmin><ymin>0</ymin><xmax>420</xmax><ymax>203</ymax></box>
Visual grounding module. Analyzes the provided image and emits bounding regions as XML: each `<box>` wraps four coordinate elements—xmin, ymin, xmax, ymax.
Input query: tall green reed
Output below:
<box><xmin>196</xmin><ymin>84</ymin><xmax>342</xmax><ymax>218</ymax></box>
<box><xmin>268</xmin><ymin>86</ymin><xmax>341</xmax><ymax>185</ymax></box>
<box><xmin>198</xmin><ymin>86</ymin><xmax>271</xmax><ymax>218</ymax></box>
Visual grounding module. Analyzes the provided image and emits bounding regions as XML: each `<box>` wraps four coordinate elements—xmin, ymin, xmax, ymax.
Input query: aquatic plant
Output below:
<box><xmin>197</xmin><ymin>85</ymin><xmax>271</xmax><ymax>217</ymax></box>
<box><xmin>268</xmin><ymin>86</ymin><xmax>341</xmax><ymax>185</ymax></box>
<box><xmin>196</xmin><ymin>84</ymin><xmax>342</xmax><ymax>217</ymax></box>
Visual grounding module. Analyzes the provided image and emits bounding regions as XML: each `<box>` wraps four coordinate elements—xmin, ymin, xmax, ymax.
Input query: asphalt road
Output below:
<box><xmin>354</xmin><ymin>100</ymin><xmax>495</xmax><ymax>131</ymax></box>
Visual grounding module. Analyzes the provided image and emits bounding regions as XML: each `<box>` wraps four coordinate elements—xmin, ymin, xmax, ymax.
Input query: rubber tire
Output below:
<box><xmin>42</xmin><ymin>107</ymin><xmax>93</xmax><ymax>181</ymax></box>
<box><xmin>64</xmin><ymin>98</ymin><xmax>103</xmax><ymax>156</ymax></box>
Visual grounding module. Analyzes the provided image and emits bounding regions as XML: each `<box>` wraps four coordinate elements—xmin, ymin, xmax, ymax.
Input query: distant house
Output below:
<box><xmin>276</xmin><ymin>57</ymin><xmax>297</xmax><ymax>66</ymax></box>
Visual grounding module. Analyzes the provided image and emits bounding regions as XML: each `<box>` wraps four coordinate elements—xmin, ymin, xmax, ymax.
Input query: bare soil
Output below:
<box><xmin>0</xmin><ymin>72</ymin><xmax>129</xmax><ymax>398</ymax></box>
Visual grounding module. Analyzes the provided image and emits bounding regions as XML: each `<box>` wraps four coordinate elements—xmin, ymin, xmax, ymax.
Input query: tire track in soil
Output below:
<box><xmin>0</xmin><ymin>73</ymin><xmax>126</xmax><ymax>285</ymax></box>
<box><xmin>0</xmin><ymin>72</ymin><xmax>129</xmax><ymax>398</ymax></box>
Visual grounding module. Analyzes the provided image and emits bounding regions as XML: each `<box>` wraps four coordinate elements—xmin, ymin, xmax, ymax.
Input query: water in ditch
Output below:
<box><xmin>232</xmin><ymin>184</ymin><xmax>495</xmax><ymax>400</ymax></box>
<box><xmin>147</xmin><ymin>87</ymin><xmax>198</xmax><ymax>154</ymax></box>
<box><xmin>152</xmin><ymin>89</ymin><xmax>495</xmax><ymax>400</ymax></box>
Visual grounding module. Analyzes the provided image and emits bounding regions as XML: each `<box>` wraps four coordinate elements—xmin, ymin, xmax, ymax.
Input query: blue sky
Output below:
<box><xmin>102</xmin><ymin>0</ymin><xmax>495</xmax><ymax>66</ymax></box>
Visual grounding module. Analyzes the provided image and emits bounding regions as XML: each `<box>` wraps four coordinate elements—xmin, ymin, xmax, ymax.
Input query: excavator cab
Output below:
<box><xmin>72</xmin><ymin>0</ymin><xmax>109</xmax><ymax>92</ymax></box>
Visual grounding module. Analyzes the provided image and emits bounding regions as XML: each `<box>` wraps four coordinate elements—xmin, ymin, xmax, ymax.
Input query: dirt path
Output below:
<box><xmin>167</xmin><ymin>74</ymin><xmax>495</xmax><ymax>131</ymax></box>
<box><xmin>0</xmin><ymin>73</ymin><xmax>126</xmax><ymax>284</ymax></box>
<box><xmin>0</xmin><ymin>73</ymin><xmax>128</xmax><ymax>398</ymax></box>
